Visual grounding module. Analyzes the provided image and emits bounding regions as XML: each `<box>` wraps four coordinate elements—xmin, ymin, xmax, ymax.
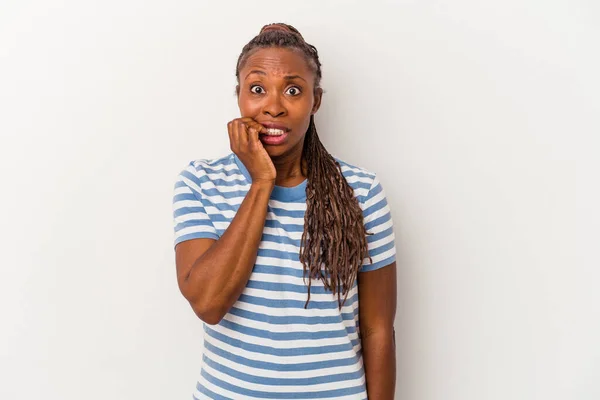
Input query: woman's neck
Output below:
<box><xmin>271</xmin><ymin>150</ymin><xmax>307</xmax><ymax>187</ymax></box>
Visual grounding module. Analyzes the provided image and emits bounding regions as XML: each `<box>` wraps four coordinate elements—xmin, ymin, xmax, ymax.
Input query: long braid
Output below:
<box><xmin>236</xmin><ymin>23</ymin><xmax>373</xmax><ymax>309</ymax></box>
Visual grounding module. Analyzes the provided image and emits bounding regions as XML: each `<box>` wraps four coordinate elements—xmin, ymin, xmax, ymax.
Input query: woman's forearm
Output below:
<box><xmin>181</xmin><ymin>181</ymin><xmax>274</xmax><ymax>324</ymax></box>
<box><xmin>362</xmin><ymin>329</ymin><xmax>396</xmax><ymax>399</ymax></box>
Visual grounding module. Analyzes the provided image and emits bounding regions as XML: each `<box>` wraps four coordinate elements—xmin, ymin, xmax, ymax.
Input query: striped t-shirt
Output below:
<box><xmin>172</xmin><ymin>152</ymin><xmax>397</xmax><ymax>400</ymax></box>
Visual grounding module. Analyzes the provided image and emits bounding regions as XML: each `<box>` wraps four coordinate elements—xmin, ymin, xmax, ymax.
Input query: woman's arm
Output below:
<box><xmin>358</xmin><ymin>261</ymin><xmax>397</xmax><ymax>400</ymax></box>
<box><xmin>175</xmin><ymin>180</ymin><xmax>274</xmax><ymax>325</ymax></box>
<box><xmin>175</xmin><ymin>117</ymin><xmax>275</xmax><ymax>325</ymax></box>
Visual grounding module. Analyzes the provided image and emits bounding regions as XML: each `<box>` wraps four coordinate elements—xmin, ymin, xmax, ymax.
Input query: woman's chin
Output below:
<box><xmin>264</xmin><ymin>146</ymin><xmax>285</xmax><ymax>158</ymax></box>
<box><xmin>261</xmin><ymin>140</ymin><xmax>289</xmax><ymax>155</ymax></box>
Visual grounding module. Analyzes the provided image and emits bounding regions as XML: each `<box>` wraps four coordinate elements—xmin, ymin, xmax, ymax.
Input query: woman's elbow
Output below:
<box><xmin>191</xmin><ymin>300</ymin><xmax>226</xmax><ymax>325</ymax></box>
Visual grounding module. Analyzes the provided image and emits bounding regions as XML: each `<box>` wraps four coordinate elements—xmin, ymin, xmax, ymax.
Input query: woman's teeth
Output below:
<box><xmin>263</xmin><ymin>128</ymin><xmax>286</xmax><ymax>136</ymax></box>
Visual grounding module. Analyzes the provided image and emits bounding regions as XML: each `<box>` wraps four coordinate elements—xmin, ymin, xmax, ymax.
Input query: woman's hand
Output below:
<box><xmin>228</xmin><ymin>117</ymin><xmax>276</xmax><ymax>184</ymax></box>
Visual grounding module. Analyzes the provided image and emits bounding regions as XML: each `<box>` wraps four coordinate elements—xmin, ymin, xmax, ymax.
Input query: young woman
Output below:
<box><xmin>173</xmin><ymin>23</ymin><xmax>397</xmax><ymax>400</ymax></box>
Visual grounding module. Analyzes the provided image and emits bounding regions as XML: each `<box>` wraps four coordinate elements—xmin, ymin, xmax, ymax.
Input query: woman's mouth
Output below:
<box><xmin>258</xmin><ymin>122</ymin><xmax>290</xmax><ymax>145</ymax></box>
<box><xmin>262</xmin><ymin>128</ymin><xmax>286</xmax><ymax>136</ymax></box>
<box><xmin>259</xmin><ymin>129</ymin><xmax>288</xmax><ymax>145</ymax></box>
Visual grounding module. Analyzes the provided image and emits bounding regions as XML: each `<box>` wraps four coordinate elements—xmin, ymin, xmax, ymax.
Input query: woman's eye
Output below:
<box><xmin>250</xmin><ymin>85</ymin><xmax>264</xmax><ymax>94</ymax></box>
<box><xmin>286</xmin><ymin>86</ymin><xmax>301</xmax><ymax>96</ymax></box>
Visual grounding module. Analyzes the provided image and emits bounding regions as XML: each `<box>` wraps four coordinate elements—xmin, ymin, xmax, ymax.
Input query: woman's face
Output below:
<box><xmin>237</xmin><ymin>47</ymin><xmax>322</xmax><ymax>158</ymax></box>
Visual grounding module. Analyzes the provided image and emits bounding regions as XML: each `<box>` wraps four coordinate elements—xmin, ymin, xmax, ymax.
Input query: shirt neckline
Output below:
<box><xmin>232</xmin><ymin>153</ymin><xmax>307</xmax><ymax>201</ymax></box>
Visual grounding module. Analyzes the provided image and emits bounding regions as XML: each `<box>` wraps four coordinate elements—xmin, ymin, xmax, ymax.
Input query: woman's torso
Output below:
<box><xmin>174</xmin><ymin>152</ymin><xmax>389</xmax><ymax>399</ymax></box>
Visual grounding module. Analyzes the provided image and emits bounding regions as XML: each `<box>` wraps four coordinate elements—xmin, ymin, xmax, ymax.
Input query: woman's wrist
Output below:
<box><xmin>251</xmin><ymin>179</ymin><xmax>276</xmax><ymax>190</ymax></box>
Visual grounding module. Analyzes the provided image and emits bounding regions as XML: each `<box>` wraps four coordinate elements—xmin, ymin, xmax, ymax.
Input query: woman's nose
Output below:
<box><xmin>263</xmin><ymin>94</ymin><xmax>286</xmax><ymax>118</ymax></box>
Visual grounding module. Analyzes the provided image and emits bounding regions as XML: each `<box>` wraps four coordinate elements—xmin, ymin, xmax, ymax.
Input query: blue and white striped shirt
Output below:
<box><xmin>173</xmin><ymin>152</ymin><xmax>397</xmax><ymax>399</ymax></box>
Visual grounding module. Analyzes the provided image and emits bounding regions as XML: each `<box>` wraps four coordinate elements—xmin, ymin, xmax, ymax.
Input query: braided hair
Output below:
<box><xmin>235</xmin><ymin>23</ymin><xmax>373</xmax><ymax>309</ymax></box>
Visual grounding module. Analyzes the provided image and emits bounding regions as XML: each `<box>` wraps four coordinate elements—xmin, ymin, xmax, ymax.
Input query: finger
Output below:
<box><xmin>246</xmin><ymin>120</ymin><xmax>267</xmax><ymax>146</ymax></box>
<box><xmin>237</xmin><ymin>120</ymin><xmax>249</xmax><ymax>148</ymax></box>
<box><xmin>232</xmin><ymin>120</ymin><xmax>243</xmax><ymax>151</ymax></box>
<box><xmin>247</xmin><ymin>120</ymin><xmax>267</xmax><ymax>134</ymax></box>
<box><xmin>238</xmin><ymin>117</ymin><xmax>266</xmax><ymax>133</ymax></box>
<box><xmin>246</xmin><ymin>123</ymin><xmax>261</xmax><ymax>145</ymax></box>
<box><xmin>227</xmin><ymin>121</ymin><xmax>235</xmax><ymax>151</ymax></box>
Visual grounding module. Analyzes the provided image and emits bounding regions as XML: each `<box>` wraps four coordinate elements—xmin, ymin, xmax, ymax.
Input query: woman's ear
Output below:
<box><xmin>311</xmin><ymin>87</ymin><xmax>323</xmax><ymax>115</ymax></box>
<box><xmin>235</xmin><ymin>84</ymin><xmax>240</xmax><ymax>97</ymax></box>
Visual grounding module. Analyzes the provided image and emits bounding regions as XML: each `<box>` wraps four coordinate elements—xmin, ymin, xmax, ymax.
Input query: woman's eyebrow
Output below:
<box><xmin>245</xmin><ymin>70</ymin><xmax>266</xmax><ymax>80</ymax></box>
<box><xmin>284</xmin><ymin>75</ymin><xmax>307</xmax><ymax>83</ymax></box>
<box><xmin>245</xmin><ymin>70</ymin><xmax>307</xmax><ymax>83</ymax></box>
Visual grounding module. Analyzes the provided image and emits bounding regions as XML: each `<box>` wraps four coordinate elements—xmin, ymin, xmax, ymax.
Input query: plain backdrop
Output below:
<box><xmin>1</xmin><ymin>1</ymin><xmax>598</xmax><ymax>399</ymax></box>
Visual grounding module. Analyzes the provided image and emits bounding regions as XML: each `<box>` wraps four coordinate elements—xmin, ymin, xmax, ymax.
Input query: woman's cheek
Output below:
<box><xmin>240</xmin><ymin>98</ymin><xmax>263</xmax><ymax>116</ymax></box>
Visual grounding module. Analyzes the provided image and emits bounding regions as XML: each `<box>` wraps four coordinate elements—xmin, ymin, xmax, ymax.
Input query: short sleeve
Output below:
<box><xmin>359</xmin><ymin>174</ymin><xmax>397</xmax><ymax>272</ymax></box>
<box><xmin>172</xmin><ymin>162</ymin><xmax>220</xmax><ymax>247</ymax></box>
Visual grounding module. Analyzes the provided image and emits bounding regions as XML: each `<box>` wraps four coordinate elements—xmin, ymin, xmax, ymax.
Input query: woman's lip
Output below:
<box><xmin>260</xmin><ymin>122</ymin><xmax>290</xmax><ymax>131</ymax></box>
<box><xmin>260</xmin><ymin>131</ymin><xmax>288</xmax><ymax>145</ymax></box>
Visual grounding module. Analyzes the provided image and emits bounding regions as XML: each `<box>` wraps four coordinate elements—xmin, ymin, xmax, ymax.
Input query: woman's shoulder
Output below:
<box><xmin>182</xmin><ymin>153</ymin><xmax>237</xmax><ymax>174</ymax></box>
<box><xmin>333</xmin><ymin>156</ymin><xmax>393</xmax><ymax>222</ymax></box>
<box><xmin>177</xmin><ymin>153</ymin><xmax>246</xmax><ymax>182</ymax></box>
<box><xmin>332</xmin><ymin>155</ymin><xmax>378</xmax><ymax>195</ymax></box>
<box><xmin>174</xmin><ymin>153</ymin><xmax>245</xmax><ymax>193</ymax></box>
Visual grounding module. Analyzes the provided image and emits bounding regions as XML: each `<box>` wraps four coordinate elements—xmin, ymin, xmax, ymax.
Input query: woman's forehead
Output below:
<box><xmin>241</xmin><ymin>47</ymin><xmax>311</xmax><ymax>77</ymax></box>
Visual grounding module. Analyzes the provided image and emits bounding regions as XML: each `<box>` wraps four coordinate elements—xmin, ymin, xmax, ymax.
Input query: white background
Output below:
<box><xmin>1</xmin><ymin>1</ymin><xmax>598</xmax><ymax>399</ymax></box>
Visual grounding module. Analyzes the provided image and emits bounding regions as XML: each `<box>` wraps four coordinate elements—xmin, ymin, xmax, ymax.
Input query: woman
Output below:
<box><xmin>173</xmin><ymin>23</ymin><xmax>397</xmax><ymax>399</ymax></box>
